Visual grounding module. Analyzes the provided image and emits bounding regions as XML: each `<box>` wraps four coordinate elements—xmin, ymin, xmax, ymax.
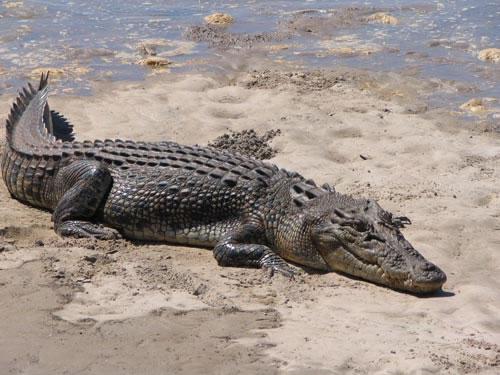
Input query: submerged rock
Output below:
<box><xmin>136</xmin><ymin>39</ymin><xmax>195</xmax><ymax>58</ymax></box>
<box><xmin>366</xmin><ymin>12</ymin><xmax>399</xmax><ymax>25</ymax></box>
<box><xmin>318</xmin><ymin>45</ymin><xmax>382</xmax><ymax>57</ymax></box>
<box><xmin>317</xmin><ymin>38</ymin><xmax>386</xmax><ymax>57</ymax></box>
<box><xmin>460</xmin><ymin>98</ymin><xmax>486</xmax><ymax>113</ymax></box>
<box><xmin>137</xmin><ymin>39</ymin><xmax>171</xmax><ymax>57</ymax></box>
<box><xmin>137</xmin><ymin>56</ymin><xmax>171</xmax><ymax>68</ymax></box>
<box><xmin>3</xmin><ymin>1</ymin><xmax>23</xmax><ymax>9</ymax></box>
<box><xmin>30</xmin><ymin>66</ymin><xmax>90</xmax><ymax>79</ymax></box>
<box><xmin>185</xmin><ymin>24</ymin><xmax>287</xmax><ymax>48</ymax></box>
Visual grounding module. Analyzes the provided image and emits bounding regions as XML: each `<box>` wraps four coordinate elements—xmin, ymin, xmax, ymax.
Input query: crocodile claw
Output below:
<box><xmin>263</xmin><ymin>263</ymin><xmax>296</xmax><ymax>280</ymax></box>
<box><xmin>57</xmin><ymin>221</ymin><xmax>122</xmax><ymax>240</ymax></box>
<box><xmin>392</xmin><ymin>216</ymin><xmax>412</xmax><ymax>228</ymax></box>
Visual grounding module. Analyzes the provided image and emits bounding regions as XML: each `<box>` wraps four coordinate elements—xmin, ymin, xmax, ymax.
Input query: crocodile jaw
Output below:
<box><xmin>319</xmin><ymin>244</ymin><xmax>447</xmax><ymax>294</ymax></box>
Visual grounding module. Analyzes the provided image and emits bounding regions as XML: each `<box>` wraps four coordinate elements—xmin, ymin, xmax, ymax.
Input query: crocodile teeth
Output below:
<box><xmin>376</xmin><ymin>267</ymin><xmax>384</xmax><ymax>278</ymax></box>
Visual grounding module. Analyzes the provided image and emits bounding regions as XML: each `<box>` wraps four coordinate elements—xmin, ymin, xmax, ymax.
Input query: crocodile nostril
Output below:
<box><xmin>420</xmin><ymin>262</ymin><xmax>436</xmax><ymax>272</ymax></box>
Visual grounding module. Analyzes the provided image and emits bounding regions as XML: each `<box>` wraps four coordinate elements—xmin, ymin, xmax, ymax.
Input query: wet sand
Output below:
<box><xmin>0</xmin><ymin>67</ymin><xmax>499</xmax><ymax>374</ymax></box>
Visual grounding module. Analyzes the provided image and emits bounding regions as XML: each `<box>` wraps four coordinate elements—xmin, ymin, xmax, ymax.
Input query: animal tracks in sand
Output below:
<box><xmin>328</xmin><ymin>126</ymin><xmax>363</xmax><ymax>139</ymax></box>
<box><xmin>207</xmin><ymin>106</ymin><xmax>246</xmax><ymax>120</ymax></box>
<box><xmin>206</xmin><ymin>86</ymin><xmax>250</xmax><ymax>104</ymax></box>
<box><xmin>205</xmin><ymin>87</ymin><xmax>252</xmax><ymax>120</ymax></box>
<box><xmin>54</xmin><ymin>272</ymin><xmax>208</xmax><ymax>324</ymax></box>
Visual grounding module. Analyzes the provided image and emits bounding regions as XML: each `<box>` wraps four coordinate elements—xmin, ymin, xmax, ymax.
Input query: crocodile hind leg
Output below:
<box><xmin>51</xmin><ymin>160</ymin><xmax>120</xmax><ymax>240</ymax></box>
<box><xmin>213</xmin><ymin>223</ymin><xmax>295</xmax><ymax>278</ymax></box>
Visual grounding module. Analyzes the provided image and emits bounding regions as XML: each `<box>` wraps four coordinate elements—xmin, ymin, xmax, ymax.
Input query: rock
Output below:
<box><xmin>204</xmin><ymin>13</ymin><xmax>234</xmax><ymax>26</ymax></box>
<box><xmin>460</xmin><ymin>98</ymin><xmax>486</xmax><ymax>113</ymax></box>
<box><xmin>366</xmin><ymin>12</ymin><xmax>399</xmax><ymax>25</ymax></box>
<box><xmin>478</xmin><ymin>48</ymin><xmax>500</xmax><ymax>63</ymax></box>
<box><xmin>3</xmin><ymin>1</ymin><xmax>23</xmax><ymax>9</ymax></box>
<box><xmin>137</xmin><ymin>56</ymin><xmax>171</xmax><ymax>68</ymax></box>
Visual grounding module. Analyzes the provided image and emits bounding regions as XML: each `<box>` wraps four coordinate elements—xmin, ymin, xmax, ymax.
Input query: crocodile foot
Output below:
<box><xmin>56</xmin><ymin>220</ymin><xmax>121</xmax><ymax>240</ymax></box>
<box><xmin>262</xmin><ymin>262</ymin><xmax>296</xmax><ymax>279</ymax></box>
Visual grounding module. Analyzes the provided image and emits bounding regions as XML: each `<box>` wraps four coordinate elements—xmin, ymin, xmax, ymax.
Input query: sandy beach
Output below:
<box><xmin>0</xmin><ymin>65</ymin><xmax>499</xmax><ymax>374</ymax></box>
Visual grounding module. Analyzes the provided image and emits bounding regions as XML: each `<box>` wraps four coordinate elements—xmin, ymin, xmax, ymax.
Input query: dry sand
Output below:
<box><xmin>0</xmin><ymin>68</ymin><xmax>499</xmax><ymax>374</ymax></box>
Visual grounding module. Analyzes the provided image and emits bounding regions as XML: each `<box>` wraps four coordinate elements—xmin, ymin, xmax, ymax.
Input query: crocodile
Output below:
<box><xmin>1</xmin><ymin>74</ymin><xmax>446</xmax><ymax>294</ymax></box>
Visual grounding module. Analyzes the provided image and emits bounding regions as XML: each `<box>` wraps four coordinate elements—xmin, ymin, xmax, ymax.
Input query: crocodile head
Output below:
<box><xmin>300</xmin><ymin>194</ymin><xmax>446</xmax><ymax>294</ymax></box>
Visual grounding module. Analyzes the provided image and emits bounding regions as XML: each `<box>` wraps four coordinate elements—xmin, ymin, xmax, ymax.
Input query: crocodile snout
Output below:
<box><xmin>412</xmin><ymin>261</ymin><xmax>447</xmax><ymax>293</ymax></box>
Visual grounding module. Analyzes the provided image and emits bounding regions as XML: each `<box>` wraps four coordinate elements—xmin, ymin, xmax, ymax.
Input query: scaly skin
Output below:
<box><xmin>1</xmin><ymin>74</ymin><xmax>447</xmax><ymax>294</ymax></box>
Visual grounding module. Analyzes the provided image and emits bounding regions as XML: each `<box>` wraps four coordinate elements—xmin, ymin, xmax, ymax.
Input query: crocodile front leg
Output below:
<box><xmin>213</xmin><ymin>223</ymin><xmax>295</xmax><ymax>278</ymax></box>
<box><xmin>51</xmin><ymin>160</ymin><xmax>120</xmax><ymax>240</ymax></box>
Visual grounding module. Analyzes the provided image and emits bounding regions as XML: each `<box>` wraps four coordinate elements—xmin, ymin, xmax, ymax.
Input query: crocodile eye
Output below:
<box><xmin>334</xmin><ymin>218</ymin><xmax>368</xmax><ymax>232</ymax></box>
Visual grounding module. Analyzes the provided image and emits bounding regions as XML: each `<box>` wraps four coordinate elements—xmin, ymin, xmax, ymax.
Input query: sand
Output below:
<box><xmin>0</xmin><ymin>68</ymin><xmax>499</xmax><ymax>374</ymax></box>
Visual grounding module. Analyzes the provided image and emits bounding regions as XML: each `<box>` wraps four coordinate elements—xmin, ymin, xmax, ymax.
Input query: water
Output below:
<box><xmin>0</xmin><ymin>0</ymin><xmax>498</xmax><ymax>118</ymax></box>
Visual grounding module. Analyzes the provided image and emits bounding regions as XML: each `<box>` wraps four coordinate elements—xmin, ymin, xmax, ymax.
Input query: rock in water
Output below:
<box><xmin>204</xmin><ymin>13</ymin><xmax>234</xmax><ymax>26</ymax></box>
<box><xmin>478</xmin><ymin>48</ymin><xmax>500</xmax><ymax>63</ymax></box>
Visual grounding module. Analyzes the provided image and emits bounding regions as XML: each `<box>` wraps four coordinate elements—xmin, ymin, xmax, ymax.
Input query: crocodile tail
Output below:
<box><xmin>48</xmin><ymin>110</ymin><xmax>75</xmax><ymax>142</ymax></box>
<box><xmin>5</xmin><ymin>73</ymin><xmax>75</xmax><ymax>154</ymax></box>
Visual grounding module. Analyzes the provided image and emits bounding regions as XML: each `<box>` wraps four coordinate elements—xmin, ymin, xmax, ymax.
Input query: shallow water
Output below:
<box><xmin>0</xmin><ymin>0</ymin><xmax>498</xmax><ymax>118</ymax></box>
